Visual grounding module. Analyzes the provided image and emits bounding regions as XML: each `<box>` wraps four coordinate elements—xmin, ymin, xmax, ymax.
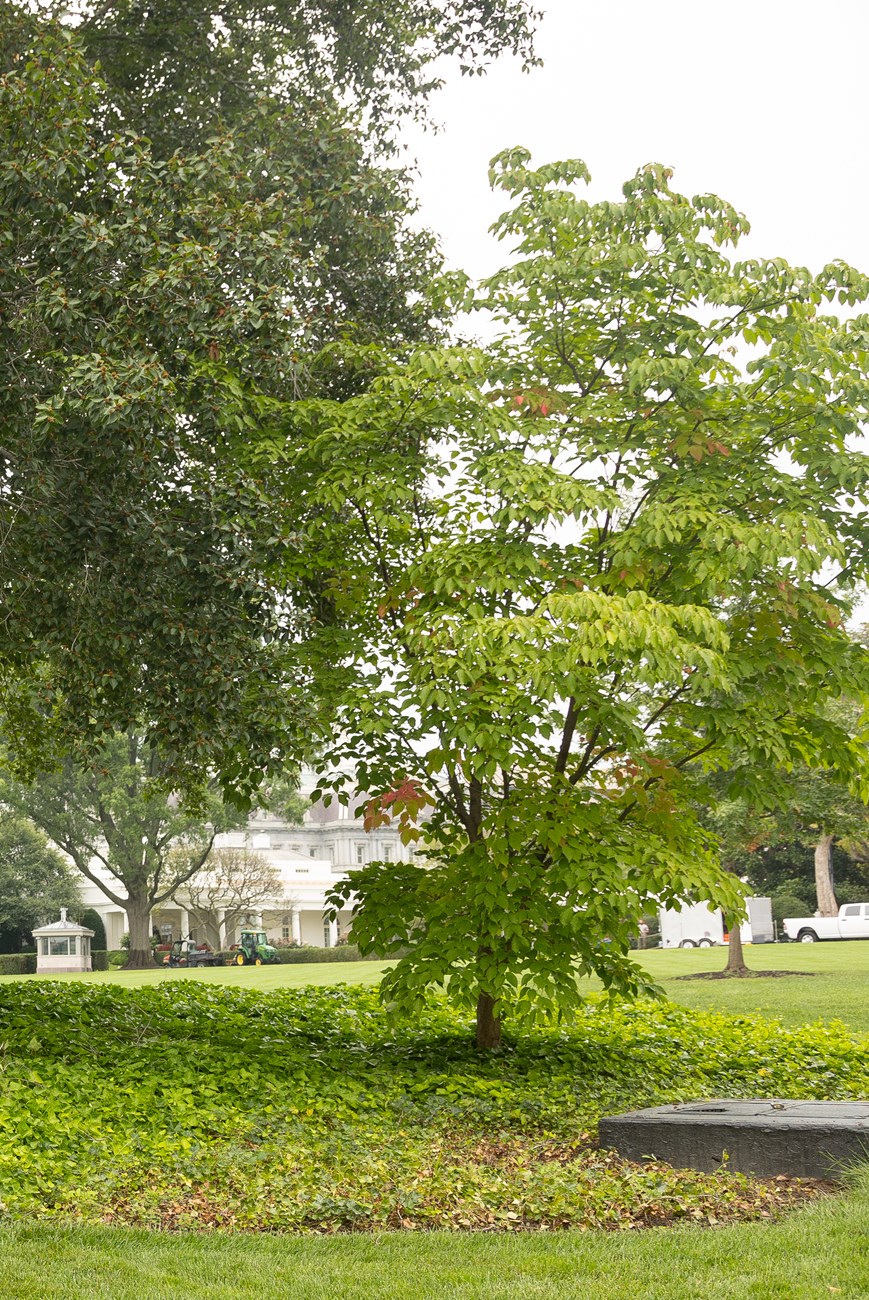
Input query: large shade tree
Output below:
<box><xmin>60</xmin><ymin>0</ymin><xmax>540</xmax><ymax>156</ymax></box>
<box><xmin>1</xmin><ymin>2</ymin><xmax>536</xmax><ymax>793</ymax></box>
<box><xmin>277</xmin><ymin>152</ymin><xmax>869</xmax><ymax>1047</ymax></box>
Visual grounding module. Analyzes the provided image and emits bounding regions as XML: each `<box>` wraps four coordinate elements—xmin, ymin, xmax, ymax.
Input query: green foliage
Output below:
<box><xmin>0</xmin><ymin>730</ymin><xmax>242</xmax><ymax>964</ymax></box>
<box><xmin>0</xmin><ymin>2</ymin><xmax>459</xmax><ymax>794</ymax></box>
<box><xmin>217</xmin><ymin>945</ymin><xmax>368</xmax><ymax>963</ymax></box>
<box><xmin>281</xmin><ymin>153</ymin><xmax>869</xmax><ymax>1037</ymax></box>
<box><xmin>0</xmin><ymin>814</ymin><xmax>80</xmax><ymax>951</ymax></box>
<box><xmin>79</xmin><ymin>910</ymin><xmax>107</xmax><ymax>953</ymax></box>
<box><xmin>0</xmin><ymin>981</ymin><xmax>863</xmax><ymax>1231</ymax></box>
<box><xmin>270</xmin><ymin>944</ymin><xmax>368</xmax><ymax>964</ymax></box>
<box><xmin>217</xmin><ymin>944</ymin><xmax>375</xmax><ymax>965</ymax></box>
<box><xmin>0</xmin><ymin>953</ymin><xmax>36</xmax><ymax>974</ymax></box>
<box><xmin>770</xmin><ymin>893</ymin><xmax>812</xmax><ymax>926</ymax></box>
<box><xmin>258</xmin><ymin>775</ymin><xmax>310</xmax><ymax>826</ymax></box>
<box><xmin>63</xmin><ymin>0</ymin><xmax>540</xmax><ymax>156</ymax></box>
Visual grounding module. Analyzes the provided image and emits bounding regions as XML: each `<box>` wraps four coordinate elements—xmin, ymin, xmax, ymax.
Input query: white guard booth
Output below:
<box><xmin>33</xmin><ymin>910</ymin><xmax>95</xmax><ymax>973</ymax></box>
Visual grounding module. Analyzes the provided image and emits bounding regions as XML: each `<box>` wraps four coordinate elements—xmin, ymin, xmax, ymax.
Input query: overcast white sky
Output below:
<box><xmin>404</xmin><ymin>0</ymin><xmax>869</xmax><ymax>282</ymax></box>
<box><xmin>401</xmin><ymin>1</ymin><xmax>869</xmax><ymax>620</ymax></box>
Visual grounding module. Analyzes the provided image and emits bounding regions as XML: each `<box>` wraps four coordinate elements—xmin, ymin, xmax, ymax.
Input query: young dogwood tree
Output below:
<box><xmin>278</xmin><ymin>151</ymin><xmax>869</xmax><ymax>1047</ymax></box>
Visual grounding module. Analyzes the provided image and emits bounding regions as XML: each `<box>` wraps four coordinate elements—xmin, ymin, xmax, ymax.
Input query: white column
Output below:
<box><xmin>217</xmin><ymin>910</ymin><xmax>226</xmax><ymax>950</ymax></box>
<box><xmin>291</xmin><ymin>909</ymin><xmax>302</xmax><ymax>945</ymax></box>
<box><xmin>180</xmin><ymin>908</ymin><xmax>189</xmax><ymax>939</ymax></box>
<box><xmin>327</xmin><ymin>917</ymin><xmax>338</xmax><ymax>948</ymax></box>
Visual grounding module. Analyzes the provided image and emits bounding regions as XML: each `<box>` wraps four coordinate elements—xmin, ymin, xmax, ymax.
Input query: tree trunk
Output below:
<box><xmin>725</xmin><ymin>920</ymin><xmax>748</xmax><ymax>974</ymax></box>
<box><xmin>124</xmin><ymin>898</ymin><xmax>154</xmax><ymax>969</ymax></box>
<box><xmin>814</xmin><ymin>834</ymin><xmax>838</xmax><ymax>917</ymax></box>
<box><xmin>475</xmin><ymin>992</ymin><xmax>502</xmax><ymax>1050</ymax></box>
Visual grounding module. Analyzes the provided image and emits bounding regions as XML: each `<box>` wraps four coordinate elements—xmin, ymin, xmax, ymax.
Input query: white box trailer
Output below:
<box><xmin>659</xmin><ymin>897</ymin><xmax>773</xmax><ymax>948</ymax></box>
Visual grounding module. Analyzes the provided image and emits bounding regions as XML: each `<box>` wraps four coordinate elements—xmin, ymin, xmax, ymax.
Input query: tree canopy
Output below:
<box><xmin>0</xmin><ymin>729</ymin><xmax>242</xmax><ymax>967</ymax></box>
<box><xmin>55</xmin><ymin>0</ymin><xmax>540</xmax><ymax>155</ymax></box>
<box><xmin>275</xmin><ymin>151</ymin><xmax>869</xmax><ymax>1045</ymax></box>
<box><xmin>0</xmin><ymin>814</ymin><xmax>80</xmax><ymax>952</ymax></box>
<box><xmin>2</xmin><ymin>1</ymin><xmax>492</xmax><ymax>792</ymax></box>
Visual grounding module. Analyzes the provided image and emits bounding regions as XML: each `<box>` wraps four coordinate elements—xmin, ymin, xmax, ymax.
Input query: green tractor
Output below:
<box><xmin>233</xmin><ymin>929</ymin><xmax>279</xmax><ymax>966</ymax></box>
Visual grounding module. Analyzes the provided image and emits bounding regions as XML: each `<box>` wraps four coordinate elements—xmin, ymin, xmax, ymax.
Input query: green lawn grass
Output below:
<box><xmin>3</xmin><ymin>1169</ymin><xmax>869</xmax><ymax>1299</ymax></box>
<box><xmin>4</xmin><ymin>939</ymin><xmax>867</xmax><ymax>1030</ymax></box>
<box><xmin>0</xmin><ymin>957</ymin><xmax>394</xmax><ymax>992</ymax></box>
<box><xmin>1</xmin><ymin>948</ymin><xmax>868</xmax><ymax>1298</ymax></box>
<box><xmin>630</xmin><ymin>941</ymin><xmax>869</xmax><ymax>1032</ymax></box>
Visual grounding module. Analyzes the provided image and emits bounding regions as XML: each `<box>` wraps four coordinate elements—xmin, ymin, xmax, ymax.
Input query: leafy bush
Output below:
<box><xmin>0</xmin><ymin>953</ymin><xmax>36</xmax><ymax>974</ymax></box>
<box><xmin>0</xmin><ymin>981</ymin><xmax>864</xmax><ymax>1232</ymax></box>
<box><xmin>835</xmin><ymin>883</ymin><xmax>869</xmax><ymax>905</ymax></box>
<box><xmin>80</xmin><ymin>909</ymin><xmax>107</xmax><ymax>952</ymax></box>
<box><xmin>770</xmin><ymin>877</ymin><xmax>816</xmax><ymax>908</ymax></box>
<box><xmin>770</xmin><ymin>892</ymin><xmax>811</xmax><ymax>926</ymax></box>
<box><xmin>217</xmin><ymin>945</ymin><xmax>369</xmax><ymax>964</ymax></box>
<box><xmin>90</xmin><ymin>951</ymin><xmax>109</xmax><ymax>971</ymax></box>
<box><xmin>273</xmin><ymin>944</ymin><xmax>369</xmax><ymax>963</ymax></box>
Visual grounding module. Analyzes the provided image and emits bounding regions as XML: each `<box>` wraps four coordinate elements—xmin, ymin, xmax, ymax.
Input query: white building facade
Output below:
<box><xmin>73</xmin><ymin>780</ymin><xmax>413</xmax><ymax>952</ymax></box>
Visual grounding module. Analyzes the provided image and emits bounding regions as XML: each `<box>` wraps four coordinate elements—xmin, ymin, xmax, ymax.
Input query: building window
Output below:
<box><xmin>356</xmin><ymin>844</ymin><xmax>365</xmax><ymax>864</ymax></box>
<box><xmin>282</xmin><ymin>926</ymin><xmax>290</xmax><ymax>942</ymax></box>
<box><xmin>45</xmin><ymin>936</ymin><xmax>76</xmax><ymax>956</ymax></box>
<box><xmin>323</xmin><ymin>920</ymin><xmax>331</xmax><ymax>947</ymax></box>
<box><xmin>382</xmin><ymin>845</ymin><xmax>392</xmax><ymax>863</ymax></box>
<box><xmin>309</xmin><ymin>847</ymin><xmax>317</xmax><ymax>858</ymax></box>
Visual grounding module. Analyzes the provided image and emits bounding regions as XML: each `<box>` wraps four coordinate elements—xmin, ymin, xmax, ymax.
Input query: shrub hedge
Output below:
<box><xmin>770</xmin><ymin>893</ymin><xmax>810</xmax><ymax>926</ymax></box>
<box><xmin>80</xmin><ymin>909</ymin><xmax>107</xmax><ymax>951</ymax></box>
<box><xmin>0</xmin><ymin>952</ymin><xmax>111</xmax><ymax>973</ymax></box>
<box><xmin>217</xmin><ymin>944</ymin><xmax>370</xmax><ymax>964</ymax></box>
<box><xmin>0</xmin><ymin>953</ymin><xmax>36</xmax><ymax>975</ymax></box>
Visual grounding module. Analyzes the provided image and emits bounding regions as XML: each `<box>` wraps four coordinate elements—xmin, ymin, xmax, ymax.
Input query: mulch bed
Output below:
<box><xmin>674</xmin><ymin>970</ymin><xmax>814</xmax><ymax>981</ymax></box>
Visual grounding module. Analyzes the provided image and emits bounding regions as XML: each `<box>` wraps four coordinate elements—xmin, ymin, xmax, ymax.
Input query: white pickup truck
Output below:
<box><xmin>783</xmin><ymin>902</ymin><xmax>869</xmax><ymax>943</ymax></box>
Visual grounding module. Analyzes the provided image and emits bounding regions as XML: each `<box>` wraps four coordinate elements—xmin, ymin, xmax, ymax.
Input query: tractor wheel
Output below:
<box><xmin>255</xmin><ymin>957</ymin><xmax>263</xmax><ymax>966</ymax></box>
<box><xmin>235</xmin><ymin>953</ymin><xmax>245</xmax><ymax>966</ymax></box>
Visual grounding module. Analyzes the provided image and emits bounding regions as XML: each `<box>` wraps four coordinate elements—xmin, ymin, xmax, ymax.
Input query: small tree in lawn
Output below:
<box><xmin>179</xmin><ymin>848</ymin><xmax>287</xmax><ymax>949</ymax></box>
<box><xmin>0</xmin><ymin>730</ymin><xmax>242</xmax><ymax>967</ymax></box>
<box><xmin>280</xmin><ymin>151</ymin><xmax>869</xmax><ymax>1047</ymax></box>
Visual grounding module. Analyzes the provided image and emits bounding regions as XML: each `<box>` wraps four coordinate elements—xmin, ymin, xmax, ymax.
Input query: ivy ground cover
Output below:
<box><xmin>0</xmin><ymin>981</ymin><xmax>866</xmax><ymax>1234</ymax></box>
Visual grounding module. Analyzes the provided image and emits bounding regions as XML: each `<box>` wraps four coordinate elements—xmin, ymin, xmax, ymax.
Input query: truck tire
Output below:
<box><xmin>798</xmin><ymin>929</ymin><xmax>818</xmax><ymax>943</ymax></box>
<box><xmin>698</xmin><ymin>938</ymin><xmax>714</xmax><ymax>948</ymax></box>
<box><xmin>679</xmin><ymin>939</ymin><xmax>696</xmax><ymax>948</ymax></box>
